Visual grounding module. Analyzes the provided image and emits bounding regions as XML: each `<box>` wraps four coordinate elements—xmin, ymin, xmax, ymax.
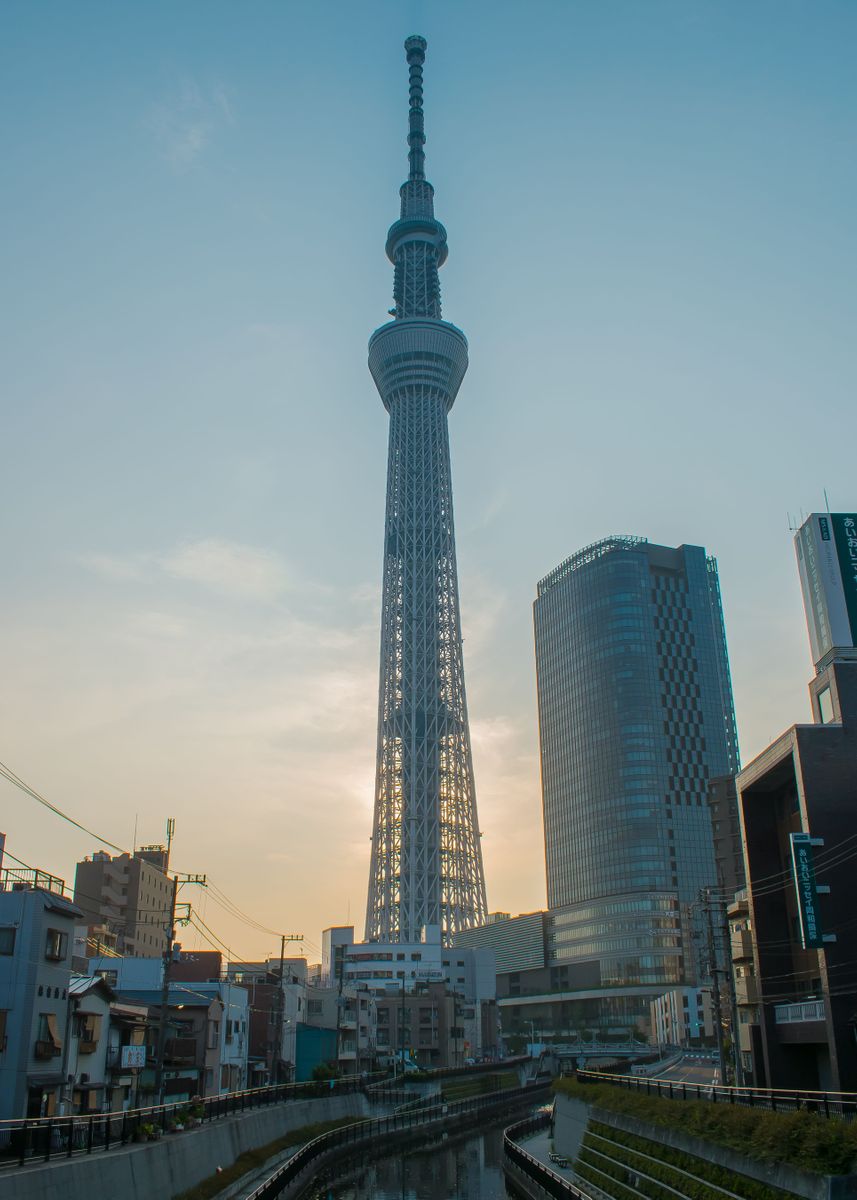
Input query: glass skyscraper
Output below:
<box><xmin>533</xmin><ymin>536</ymin><xmax>739</xmax><ymax>1029</ymax></box>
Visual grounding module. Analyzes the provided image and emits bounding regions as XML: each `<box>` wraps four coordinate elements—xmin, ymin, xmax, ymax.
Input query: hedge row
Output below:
<box><xmin>584</xmin><ymin>1122</ymin><xmax>793</xmax><ymax>1200</ymax></box>
<box><xmin>554</xmin><ymin>1077</ymin><xmax>857</xmax><ymax>1175</ymax></box>
<box><xmin>577</xmin><ymin>1144</ymin><xmax>665</xmax><ymax>1200</ymax></box>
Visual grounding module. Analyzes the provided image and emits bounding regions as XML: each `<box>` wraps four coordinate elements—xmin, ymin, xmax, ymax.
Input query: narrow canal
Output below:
<box><xmin>302</xmin><ymin>1121</ymin><xmax>519</xmax><ymax>1200</ymax></box>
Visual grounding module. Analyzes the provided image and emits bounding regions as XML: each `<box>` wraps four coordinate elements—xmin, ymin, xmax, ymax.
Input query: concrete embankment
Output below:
<box><xmin>554</xmin><ymin>1092</ymin><xmax>857</xmax><ymax>1200</ymax></box>
<box><xmin>0</xmin><ymin>1092</ymin><xmax>370</xmax><ymax>1200</ymax></box>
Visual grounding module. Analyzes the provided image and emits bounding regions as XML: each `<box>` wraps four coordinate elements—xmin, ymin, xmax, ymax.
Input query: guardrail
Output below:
<box><xmin>503</xmin><ymin>1111</ymin><xmax>591</xmax><ymax>1199</ymax></box>
<box><xmin>0</xmin><ymin>1071</ymin><xmax>387</xmax><ymax>1170</ymax></box>
<box><xmin>245</xmin><ymin>1080</ymin><xmax>550</xmax><ymax>1199</ymax></box>
<box><xmin>576</xmin><ymin>1068</ymin><xmax>857</xmax><ymax>1120</ymax></box>
<box><xmin>774</xmin><ymin>1000</ymin><xmax>825</xmax><ymax>1024</ymax></box>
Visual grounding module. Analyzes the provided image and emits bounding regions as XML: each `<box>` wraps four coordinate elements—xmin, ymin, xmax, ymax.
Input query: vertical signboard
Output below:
<box><xmin>795</xmin><ymin>514</ymin><xmax>857</xmax><ymax>668</ymax></box>
<box><xmin>789</xmin><ymin>833</ymin><xmax>824</xmax><ymax>950</ymax></box>
<box><xmin>831</xmin><ymin>513</ymin><xmax>857</xmax><ymax>641</ymax></box>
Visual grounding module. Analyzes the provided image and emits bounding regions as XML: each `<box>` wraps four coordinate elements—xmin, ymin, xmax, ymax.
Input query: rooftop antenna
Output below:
<box><xmin>132</xmin><ymin>812</ymin><xmax>138</xmax><ymax>852</ymax></box>
<box><xmin>824</xmin><ymin>488</ymin><xmax>832</xmax><ymax>516</ymax></box>
<box><xmin>166</xmin><ymin>817</ymin><xmax>175</xmax><ymax>869</ymax></box>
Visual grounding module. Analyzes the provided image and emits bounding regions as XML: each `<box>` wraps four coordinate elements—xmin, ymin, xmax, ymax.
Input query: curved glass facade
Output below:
<box><xmin>534</xmin><ymin>537</ymin><xmax>739</xmax><ymax>1013</ymax></box>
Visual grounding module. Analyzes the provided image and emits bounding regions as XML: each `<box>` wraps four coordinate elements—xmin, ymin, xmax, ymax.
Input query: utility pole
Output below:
<box><xmin>714</xmin><ymin>889</ymin><xmax>741</xmax><ymax>1085</ymax></box>
<box><xmin>153</xmin><ymin>872</ymin><xmax>207</xmax><ymax>1104</ymax></box>
<box><xmin>272</xmin><ymin>933</ymin><xmax>303</xmax><ymax>1085</ymax></box>
<box><xmin>399</xmin><ymin>975</ymin><xmax>406</xmax><ymax>1077</ymax></box>
<box><xmin>701</xmin><ymin>888</ymin><xmax>727</xmax><ymax>1083</ymax></box>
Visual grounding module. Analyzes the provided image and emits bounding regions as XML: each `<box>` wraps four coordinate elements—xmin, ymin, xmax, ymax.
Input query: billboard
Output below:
<box><xmin>789</xmin><ymin>833</ymin><xmax>824</xmax><ymax>950</ymax></box>
<box><xmin>795</xmin><ymin>513</ymin><xmax>857</xmax><ymax>668</ymax></box>
<box><xmin>121</xmin><ymin>1044</ymin><xmax>147</xmax><ymax>1069</ymax></box>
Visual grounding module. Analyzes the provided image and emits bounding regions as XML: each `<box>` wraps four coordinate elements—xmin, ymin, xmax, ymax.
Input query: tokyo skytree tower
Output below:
<box><xmin>365</xmin><ymin>36</ymin><xmax>487</xmax><ymax>945</ymax></box>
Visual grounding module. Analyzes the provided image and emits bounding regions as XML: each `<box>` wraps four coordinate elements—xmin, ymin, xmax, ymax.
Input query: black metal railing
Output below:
<box><xmin>245</xmin><ymin>1080</ymin><xmax>550</xmax><ymax>1199</ymax></box>
<box><xmin>576</xmin><ymin>1068</ymin><xmax>857</xmax><ymax>1121</ymax></box>
<box><xmin>503</xmin><ymin>1110</ymin><xmax>591</xmax><ymax>1198</ymax></box>
<box><xmin>0</xmin><ymin>1071</ymin><xmax>387</xmax><ymax>1170</ymax></box>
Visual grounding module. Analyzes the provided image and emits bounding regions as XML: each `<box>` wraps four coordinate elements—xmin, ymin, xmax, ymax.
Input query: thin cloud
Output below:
<box><xmin>146</xmin><ymin>78</ymin><xmax>236</xmax><ymax>169</ymax></box>
<box><xmin>161</xmin><ymin>538</ymin><xmax>289</xmax><ymax>601</ymax></box>
<box><xmin>78</xmin><ymin>538</ymin><xmax>291</xmax><ymax>602</ymax></box>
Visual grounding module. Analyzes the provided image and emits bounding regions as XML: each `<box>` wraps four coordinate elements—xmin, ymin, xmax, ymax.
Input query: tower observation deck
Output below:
<box><xmin>365</xmin><ymin>36</ymin><xmax>487</xmax><ymax>945</ymax></box>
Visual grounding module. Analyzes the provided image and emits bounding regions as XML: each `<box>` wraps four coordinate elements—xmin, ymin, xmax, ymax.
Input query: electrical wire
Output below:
<box><xmin>0</xmin><ymin>760</ymin><xmax>128</xmax><ymax>854</ymax></box>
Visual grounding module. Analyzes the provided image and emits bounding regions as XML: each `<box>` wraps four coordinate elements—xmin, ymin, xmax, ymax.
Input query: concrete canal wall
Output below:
<box><xmin>0</xmin><ymin>1092</ymin><xmax>370</xmax><ymax>1200</ymax></box>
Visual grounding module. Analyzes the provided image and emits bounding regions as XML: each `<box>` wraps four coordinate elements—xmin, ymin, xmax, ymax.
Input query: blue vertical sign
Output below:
<box><xmin>790</xmin><ymin>833</ymin><xmax>824</xmax><ymax>950</ymax></box>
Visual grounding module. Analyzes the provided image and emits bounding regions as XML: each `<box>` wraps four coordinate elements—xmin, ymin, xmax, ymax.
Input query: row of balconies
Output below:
<box><xmin>735</xmin><ymin>977</ymin><xmax>759</xmax><ymax>1006</ymax></box>
<box><xmin>730</xmin><ymin>929</ymin><xmax>754</xmax><ymax>961</ymax></box>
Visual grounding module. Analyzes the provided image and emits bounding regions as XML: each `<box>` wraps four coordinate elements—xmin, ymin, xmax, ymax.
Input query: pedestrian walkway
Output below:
<box><xmin>517</xmin><ymin>1128</ymin><xmax>610</xmax><ymax>1200</ymax></box>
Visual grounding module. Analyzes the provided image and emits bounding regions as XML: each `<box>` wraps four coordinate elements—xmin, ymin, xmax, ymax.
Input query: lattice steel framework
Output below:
<box><xmin>365</xmin><ymin>36</ymin><xmax>488</xmax><ymax>946</ymax></box>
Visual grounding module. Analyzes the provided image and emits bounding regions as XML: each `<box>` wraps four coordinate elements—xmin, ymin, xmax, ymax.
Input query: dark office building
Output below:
<box><xmin>533</xmin><ymin>536</ymin><xmax>740</xmax><ymax>1030</ymax></box>
<box><xmin>738</xmin><ymin>658</ymin><xmax>857</xmax><ymax>1092</ymax></box>
<box><xmin>707</xmin><ymin>775</ymin><xmax>746</xmax><ymax>898</ymax></box>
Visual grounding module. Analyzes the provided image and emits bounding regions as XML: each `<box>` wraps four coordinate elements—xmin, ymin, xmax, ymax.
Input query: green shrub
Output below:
<box><xmin>555</xmin><ymin>1077</ymin><xmax>857</xmax><ymax>1176</ymax></box>
<box><xmin>584</xmin><ymin>1124</ymin><xmax>791</xmax><ymax>1200</ymax></box>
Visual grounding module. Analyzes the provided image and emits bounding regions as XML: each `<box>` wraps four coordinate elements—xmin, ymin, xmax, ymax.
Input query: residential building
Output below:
<box><xmin>338</xmin><ymin>988</ymin><xmax>377</xmax><ymax>1074</ymax></box>
<box><xmin>227</xmin><ymin>960</ymin><xmax>304</xmax><ymax>1084</ymax></box>
<box><xmin>104</xmin><ymin>997</ymin><xmax>149</xmax><ymax>1110</ymax></box>
<box><xmin>533</xmin><ymin>536</ymin><xmax>740</xmax><ymax>1032</ymax></box>
<box><xmin>105</xmin><ymin>957</ymin><xmax>246</xmax><ymax>1096</ymax></box>
<box><xmin>0</xmin><ymin>866</ymin><xmax>82</xmax><ymax>1119</ymax></box>
<box><xmin>727</xmin><ymin>889</ymin><xmax>762</xmax><ymax>1086</ymax></box>
<box><xmin>73</xmin><ymin>847</ymin><xmax>172</xmax><ymax>958</ymax></box>
<box><xmin>376</xmin><ymin>981</ymin><xmax>461</xmax><ymax>1069</ymax></box>
<box><xmin>66</xmin><ymin>974</ymin><xmax>115</xmax><ymax>1113</ymax></box>
<box><xmin>649</xmin><ymin>987</ymin><xmax>715</xmax><ymax>1049</ymax></box>
<box><xmin>737</xmin><ymin>656</ymin><xmax>857</xmax><ymax>1091</ymax></box>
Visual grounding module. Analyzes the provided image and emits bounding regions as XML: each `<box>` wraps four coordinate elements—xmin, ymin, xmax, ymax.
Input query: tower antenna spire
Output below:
<box><xmin>365</xmin><ymin>36</ymin><xmax>487</xmax><ymax>945</ymax></box>
<box><xmin>405</xmin><ymin>35</ymin><xmax>427</xmax><ymax>182</ymax></box>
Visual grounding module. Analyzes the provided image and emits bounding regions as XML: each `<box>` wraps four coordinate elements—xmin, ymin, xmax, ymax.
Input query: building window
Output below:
<box><xmin>817</xmin><ymin>686</ymin><xmax>834</xmax><ymax>724</ymax></box>
<box><xmin>0</xmin><ymin>928</ymin><xmax>15</xmax><ymax>956</ymax></box>
<box><xmin>45</xmin><ymin>929</ymin><xmax>68</xmax><ymax>962</ymax></box>
<box><xmin>36</xmin><ymin>1012</ymin><xmax>63</xmax><ymax>1055</ymax></box>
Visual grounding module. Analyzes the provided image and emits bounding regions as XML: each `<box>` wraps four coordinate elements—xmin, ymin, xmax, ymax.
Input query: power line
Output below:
<box><xmin>0</xmin><ymin>760</ymin><xmax>128</xmax><ymax>854</ymax></box>
<box><xmin>0</xmin><ymin>764</ymin><xmax>307</xmax><ymax>955</ymax></box>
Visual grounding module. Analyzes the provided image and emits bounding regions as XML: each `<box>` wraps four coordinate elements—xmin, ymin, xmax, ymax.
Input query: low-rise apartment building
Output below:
<box><xmin>0</xmin><ymin>867</ymin><xmax>83</xmax><ymax>1119</ymax></box>
<box><xmin>649</xmin><ymin>987</ymin><xmax>715</xmax><ymax>1050</ymax></box>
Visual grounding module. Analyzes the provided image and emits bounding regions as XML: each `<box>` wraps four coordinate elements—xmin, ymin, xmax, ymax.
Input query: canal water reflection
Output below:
<box><xmin>303</xmin><ymin>1123</ymin><xmax>515</xmax><ymax>1200</ymax></box>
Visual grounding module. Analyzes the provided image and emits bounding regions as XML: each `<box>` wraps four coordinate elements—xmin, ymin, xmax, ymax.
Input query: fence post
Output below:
<box><xmin>88</xmin><ymin>1114</ymin><xmax>94</xmax><ymax>1153</ymax></box>
<box><xmin>44</xmin><ymin>1118</ymin><xmax>53</xmax><ymax>1162</ymax></box>
<box><xmin>66</xmin><ymin>1118</ymin><xmax>74</xmax><ymax>1158</ymax></box>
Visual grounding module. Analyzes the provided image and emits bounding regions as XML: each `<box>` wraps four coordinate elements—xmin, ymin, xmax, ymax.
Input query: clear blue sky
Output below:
<box><xmin>2</xmin><ymin>1</ymin><xmax>855</xmax><ymax>960</ymax></box>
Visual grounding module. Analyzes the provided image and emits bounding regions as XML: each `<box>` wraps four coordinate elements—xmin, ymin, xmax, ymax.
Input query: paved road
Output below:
<box><xmin>652</xmin><ymin>1056</ymin><xmax>719</xmax><ymax>1087</ymax></box>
